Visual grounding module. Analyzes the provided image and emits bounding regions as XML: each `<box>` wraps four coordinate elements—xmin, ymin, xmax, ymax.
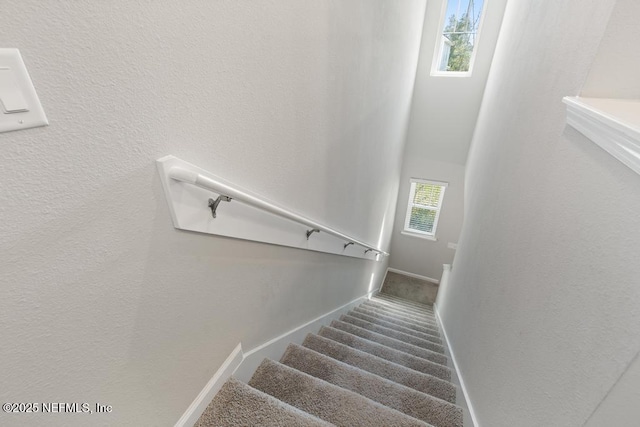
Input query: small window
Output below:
<box><xmin>403</xmin><ymin>179</ymin><xmax>447</xmax><ymax>239</ymax></box>
<box><xmin>433</xmin><ymin>0</ymin><xmax>486</xmax><ymax>75</ymax></box>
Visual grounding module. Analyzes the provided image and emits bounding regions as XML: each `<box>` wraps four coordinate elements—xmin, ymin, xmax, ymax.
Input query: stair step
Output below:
<box><xmin>318</xmin><ymin>326</ymin><xmax>451</xmax><ymax>380</ymax></box>
<box><xmin>375</xmin><ymin>293</ymin><xmax>435</xmax><ymax>311</ymax></box>
<box><xmin>302</xmin><ymin>334</ymin><xmax>457</xmax><ymax>403</ymax></box>
<box><xmin>195</xmin><ymin>377</ymin><xmax>331</xmax><ymax>427</ymax></box>
<box><xmin>280</xmin><ymin>344</ymin><xmax>463</xmax><ymax>427</ymax></box>
<box><xmin>361</xmin><ymin>301</ymin><xmax>438</xmax><ymax>324</ymax></box>
<box><xmin>372</xmin><ymin>296</ymin><xmax>435</xmax><ymax>315</ymax></box>
<box><xmin>354</xmin><ymin>306</ymin><xmax>440</xmax><ymax>333</ymax></box>
<box><xmin>372</xmin><ymin>295</ymin><xmax>435</xmax><ymax>315</ymax></box>
<box><xmin>347</xmin><ymin>310</ymin><xmax>442</xmax><ymax>343</ymax></box>
<box><xmin>330</xmin><ymin>320</ymin><xmax>448</xmax><ymax>365</ymax></box>
<box><xmin>340</xmin><ymin>314</ymin><xmax>445</xmax><ymax>354</ymax></box>
<box><xmin>249</xmin><ymin>359</ymin><xmax>431</xmax><ymax>427</ymax></box>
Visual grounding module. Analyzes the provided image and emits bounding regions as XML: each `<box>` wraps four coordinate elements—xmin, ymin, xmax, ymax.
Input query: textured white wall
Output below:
<box><xmin>388</xmin><ymin>0</ymin><xmax>507</xmax><ymax>279</ymax></box>
<box><xmin>437</xmin><ymin>0</ymin><xmax>640</xmax><ymax>426</ymax></box>
<box><xmin>0</xmin><ymin>1</ymin><xmax>426</xmax><ymax>426</ymax></box>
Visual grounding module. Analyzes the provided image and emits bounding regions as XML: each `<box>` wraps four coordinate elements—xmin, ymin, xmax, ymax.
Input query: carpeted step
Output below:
<box><xmin>314</xmin><ymin>326</ymin><xmax>451</xmax><ymax>380</ymax></box>
<box><xmin>340</xmin><ymin>315</ymin><xmax>445</xmax><ymax>354</ymax></box>
<box><xmin>330</xmin><ymin>320</ymin><xmax>448</xmax><ymax>365</ymax></box>
<box><xmin>376</xmin><ymin>293</ymin><xmax>435</xmax><ymax>311</ymax></box>
<box><xmin>371</xmin><ymin>295</ymin><xmax>435</xmax><ymax>315</ymax></box>
<box><xmin>361</xmin><ymin>301</ymin><xmax>438</xmax><ymax>324</ymax></box>
<box><xmin>280</xmin><ymin>344</ymin><xmax>463</xmax><ymax>427</ymax></box>
<box><xmin>249</xmin><ymin>359</ymin><xmax>431</xmax><ymax>427</ymax></box>
<box><xmin>302</xmin><ymin>334</ymin><xmax>457</xmax><ymax>403</ymax></box>
<box><xmin>349</xmin><ymin>309</ymin><xmax>441</xmax><ymax>341</ymax></box>
<box><xmin>372</xmin><ymin>295</ymin><xmax>435</xmax><ymax>314</ymax></box>
<box><xmin>354</xmin><ymin>306</ymin><xmax>440</xmax><ymax>333</ymax></box>
<box><xmin>195</xmin><ymin>377</ymin><xmax>332</xmax><ymax>427</ymax></box>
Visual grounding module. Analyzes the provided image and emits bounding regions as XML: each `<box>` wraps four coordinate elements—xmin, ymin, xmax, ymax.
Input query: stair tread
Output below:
<box><xmin>340</xmin><ymin>314</ymin><xmax>445</xmax><ymax>354</ymax></box>
<box><xmin>195</xmin><ymin>377</ymin><xmax>332</xmax><ymax>427</ymax></box>
<box><xmin>249</xmin><ymin>359</ymin><xmax>432</xmax><ymax>427</ymax></box>
<box><xmin>374</xmin><ymin>293</ymin><xmax>435</xmax><ymax>310</ymax></box>
<box><xmin>280</xmin><ymin>344</ymin><xmax>463</xmax><ymax>427</ymax></box>
<box><xmin>302</xmin><ymin>333</ymin><xmax>456</xmax><ymax>403</ymax></box>
<box><xmin>361</xmin><ymin>301</ymin><xmax>438</xmax><ymax>324</ymax></box>
<box><xmin>318</xmin><ymin>326</ymin><xmax>451</xmax><ymax>380</ymax></box>
<box><xmin>350</xmin><ymin>308</ymin><xmax>440</xmax><ymax>339</ymax></box>
<box><xmin>371</xmin><ymin>296</ymin><xmax>435</xmax><ymax>314</ymax></box>
<box><xmin>371</xmin><ymin>295</ymin><xmax>435</xmax><ymax>315</ymax></box>
<box><xmin>331</xmin><ymin>320</ymin><xmax>448</xmax><ymax>365</ymax></box>
<box><xmin>353</xmin><ymin>306</ymin><xmax>440</xmax><ymax>334</ymax></box>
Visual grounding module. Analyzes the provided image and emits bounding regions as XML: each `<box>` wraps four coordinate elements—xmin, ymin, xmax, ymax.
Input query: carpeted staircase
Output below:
<box><xmin>195</xmin><ymin>293</ymin><xmax>463</xmax><ymax>427</ymax></box>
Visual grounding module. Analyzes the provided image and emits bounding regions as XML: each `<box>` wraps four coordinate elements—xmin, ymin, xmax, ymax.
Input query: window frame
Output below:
<box><xmin>402</xmin><ymin>178</ymin><xmax>448</xmax><ymax>241</ymax></box>
<box><xmin>430</xmin><ymin>0</ymin><xmax>489</xmax><ymax>77</ymax></box>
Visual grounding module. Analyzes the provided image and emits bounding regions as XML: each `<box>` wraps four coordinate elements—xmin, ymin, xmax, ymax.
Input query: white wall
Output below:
<box><xmin>437</xmin><ymin>0</ymin><xmax>640</xmax><ymax>426</ymax></box>
<box><xmin>389</xmin><ymin>0</ymin><xmax>507</xmax><ymax>280</ymax></box>
<box><xmin>0</xmin><ymin>2</ymin><xmax>426</xmax><ymax>426</ymax></box>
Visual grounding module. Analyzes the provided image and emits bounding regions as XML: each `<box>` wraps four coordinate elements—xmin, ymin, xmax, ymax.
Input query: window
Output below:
<box><xmin>403</xmin><ymin>179</ymin><xmax>447</xmax><ymax>240</ymax></box>
<box><xmin>432</xmin><ymin>0</ymin><xmax>486</xmax><ymax>75</ymax></box>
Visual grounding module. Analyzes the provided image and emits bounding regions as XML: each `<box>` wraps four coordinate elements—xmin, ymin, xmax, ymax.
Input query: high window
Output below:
<box><xmin>433</xmin><ymin>0</ymin><xmax>485</xmax><ymax>75</ymax></box>
<box><xmin>403</xmin><ymin>179</ymin><xmax>447</xmax><ymax>240</ymax></box>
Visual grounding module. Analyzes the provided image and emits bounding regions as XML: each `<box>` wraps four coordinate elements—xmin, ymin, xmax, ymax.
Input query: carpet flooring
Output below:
<box><xmin>195</xmin><ymin>293</ymin><xmax>463</xmax><ymax>426</ymax></box>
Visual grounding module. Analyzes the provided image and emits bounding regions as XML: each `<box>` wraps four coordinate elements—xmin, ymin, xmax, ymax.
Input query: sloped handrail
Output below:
<box><xmin>168</xmin><ymin>166</ymin><xmax>389</xmax><ymax>256</ymax></box>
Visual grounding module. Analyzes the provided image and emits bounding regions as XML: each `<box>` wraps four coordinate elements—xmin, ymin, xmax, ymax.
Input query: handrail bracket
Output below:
<box><xmin>306</xmin><ymin>228</ymin><xmax>320</xmax><ymax>240</ymax></box>
<box><xmin>208</xmin><ymin>195</ymin><xmax>232</xmax><ymax>219</ymax></box>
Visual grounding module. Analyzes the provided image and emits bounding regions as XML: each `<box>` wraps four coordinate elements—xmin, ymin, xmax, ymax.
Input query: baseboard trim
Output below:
<box><xmin>387</xmin><ymin>267</ymin><xmax>440</xmax><ymax>284</ymax></box>
<box><xmin>176</xmin><ymin>288</ymin><xmax>380</xmax><ymax>426</ymax></box>
<box><xmin>234</xmin><ymin>288</ymin><xmax>378</xmax><ymax>382</ymax></box>
<box><xmin>174</xmin><ymin>343</ymin><xmax>244</xmax><ymax>427</ymax></box>
<box><xmin>434</xmin><ymin>304</ymin><xmax>480</xmax><ymax>427</ymax></box>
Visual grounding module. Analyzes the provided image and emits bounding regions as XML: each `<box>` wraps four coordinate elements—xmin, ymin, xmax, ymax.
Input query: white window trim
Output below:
<box><xmin>430</xmin><ymin>0</ymin><xmax>489</xmax><ymax>77</ymax></box>
<box><xmin>403</xmin><ymin>178</ymin><xmax>448</xmax><ymax>240</ymax></box>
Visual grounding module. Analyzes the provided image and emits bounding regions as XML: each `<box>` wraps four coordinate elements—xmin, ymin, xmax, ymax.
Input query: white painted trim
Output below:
<box><xmin>434</xmin><ymin>304</ymin><xmax>480</xmax><ymax>427</ymax></box>
<box><xmin>174</xmin><ymin>283</ymin><xmax>385</xmax><ymax>425</ymax></box>
<box><xmin>401</xmin><ymin>230</ymin><xmax>438</xmax><ymax>241</ymax></box>
<box><xmin>563</xmin><ymin>97</ymin><xmax>640</xmax><ymax>176</ymax></box>
<box><xmin>233</xmin><ymin>288</ymin><xmax>379</xmax><ymax>382</ymax></box>
<box><xmin>156</xmin><ymin>155</ymin><xmax>387</xmax><ymax>261</ymax></box>
<box><xmin>387</xmin><ymin>267</ymin><xmax>440</xmax><ymax>284</ymax></box>
<box><xmin>174</xmin><ymin>343</ymin><xmax>243</xmax><ymax>427</ymax></box>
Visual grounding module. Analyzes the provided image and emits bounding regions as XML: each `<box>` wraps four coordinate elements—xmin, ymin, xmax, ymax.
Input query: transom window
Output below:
<box><xmin>403</xmin><ymin>179</ymin><xmax>447</xmax><ymax>239</ymax></box>
<box><xmin>433</xmin><ymin>0</ymin><xmax>486</xmax><ymax>75</ymax></box>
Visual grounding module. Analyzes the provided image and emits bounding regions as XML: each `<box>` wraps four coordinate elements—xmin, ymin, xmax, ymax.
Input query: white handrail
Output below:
<box><xmin>168</xmin><ymin>167</ymin><xmax>389</xmax><ymax>256</ymax></box>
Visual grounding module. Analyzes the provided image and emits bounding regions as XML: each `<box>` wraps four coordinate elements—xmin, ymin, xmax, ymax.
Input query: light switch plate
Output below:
<box><xmin>0</xmin><ymin>48</ymin><xmax>48</xmax><ymax>133</ymax></box>
<box><xmin>447</xmin><ymin>242</ymin><xmax>458</xmax><ymax>250</ymax></box>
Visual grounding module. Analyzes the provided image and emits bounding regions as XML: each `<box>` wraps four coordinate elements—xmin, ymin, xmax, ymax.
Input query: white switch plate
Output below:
<box><xmin>0</xmin><ymin>49</ymin><xmax>48</xmax><ymax>133</ymax></box>
<box><xmin>447</xmin><ymin>242</ymin><xmax>458</xmax><ymax>250</ymax></box>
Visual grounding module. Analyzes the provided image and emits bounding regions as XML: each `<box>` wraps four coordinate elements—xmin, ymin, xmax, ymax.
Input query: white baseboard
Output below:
<box><xmin>234</xmin><ymin>289</ymin><xmax>377</xmax><ymax>382</ymax></box>
<box><xmin>174</xmin><ymin>343</ymin><xmax>244</xmax><ymax>427</ymax></box>
<box><xmin>175</xmin><ymin>288</ymin><xmax>379</xmax><ymax>426</ymax></box>
<box><xmin>434</xmin><ymin>304</ymin><xmax>480</xmax><ymax>427</ymax></box>
<box><xmin>387</xmin><ymin>267</ymin><xmax>440</xmax><ymax>284</ymax></box>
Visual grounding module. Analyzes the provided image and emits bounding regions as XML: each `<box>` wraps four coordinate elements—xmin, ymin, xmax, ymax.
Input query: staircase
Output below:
<box><xmin>195</xmin><ymin>293</ymin><xmax>463</xmax><ymax>427</ymax></box>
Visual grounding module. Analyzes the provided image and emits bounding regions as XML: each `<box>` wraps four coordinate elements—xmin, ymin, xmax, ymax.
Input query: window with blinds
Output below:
<box><xmin>403</xmin><ymin>179</ymin><xmax>447</xmax><ymax>239</ymax></box>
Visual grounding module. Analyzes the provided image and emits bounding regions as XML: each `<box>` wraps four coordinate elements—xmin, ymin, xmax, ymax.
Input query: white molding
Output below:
<box><xmin>234</xmin><ymin>289</ymin><xmax>378</xmax><ymax>382</ymax></box>
<box><xmin>563</xmin><ymin>97</ymin><xmax>640</xmax><ymax>176</ymax></box>
<box><xmin>174</xmin><ymin>283</ymin><xmax>384</xmax><ymax>425</ymax></box>
<box><xmin>156</xmin><ymin>155</ymin><xmax>385</xmax><ymax>261</ymax></box>
<box><xmin>434</xmin><ymin>304</ymin><xmax>480</xmax><ymax>427</ymax></box>
<box><xmin>401</xmin><ymin>230</ymin><xmax>438</xmax><ymax>241</ymax></box>
<box><xmin>387</xmin><ymin>267</ymin><xmax>440</xmax><ymax>284</ymax></box>
<box><xmin>174</xmin><ymin>343</ymin><xmax>244</xmax><ymax>427</ymax></box>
